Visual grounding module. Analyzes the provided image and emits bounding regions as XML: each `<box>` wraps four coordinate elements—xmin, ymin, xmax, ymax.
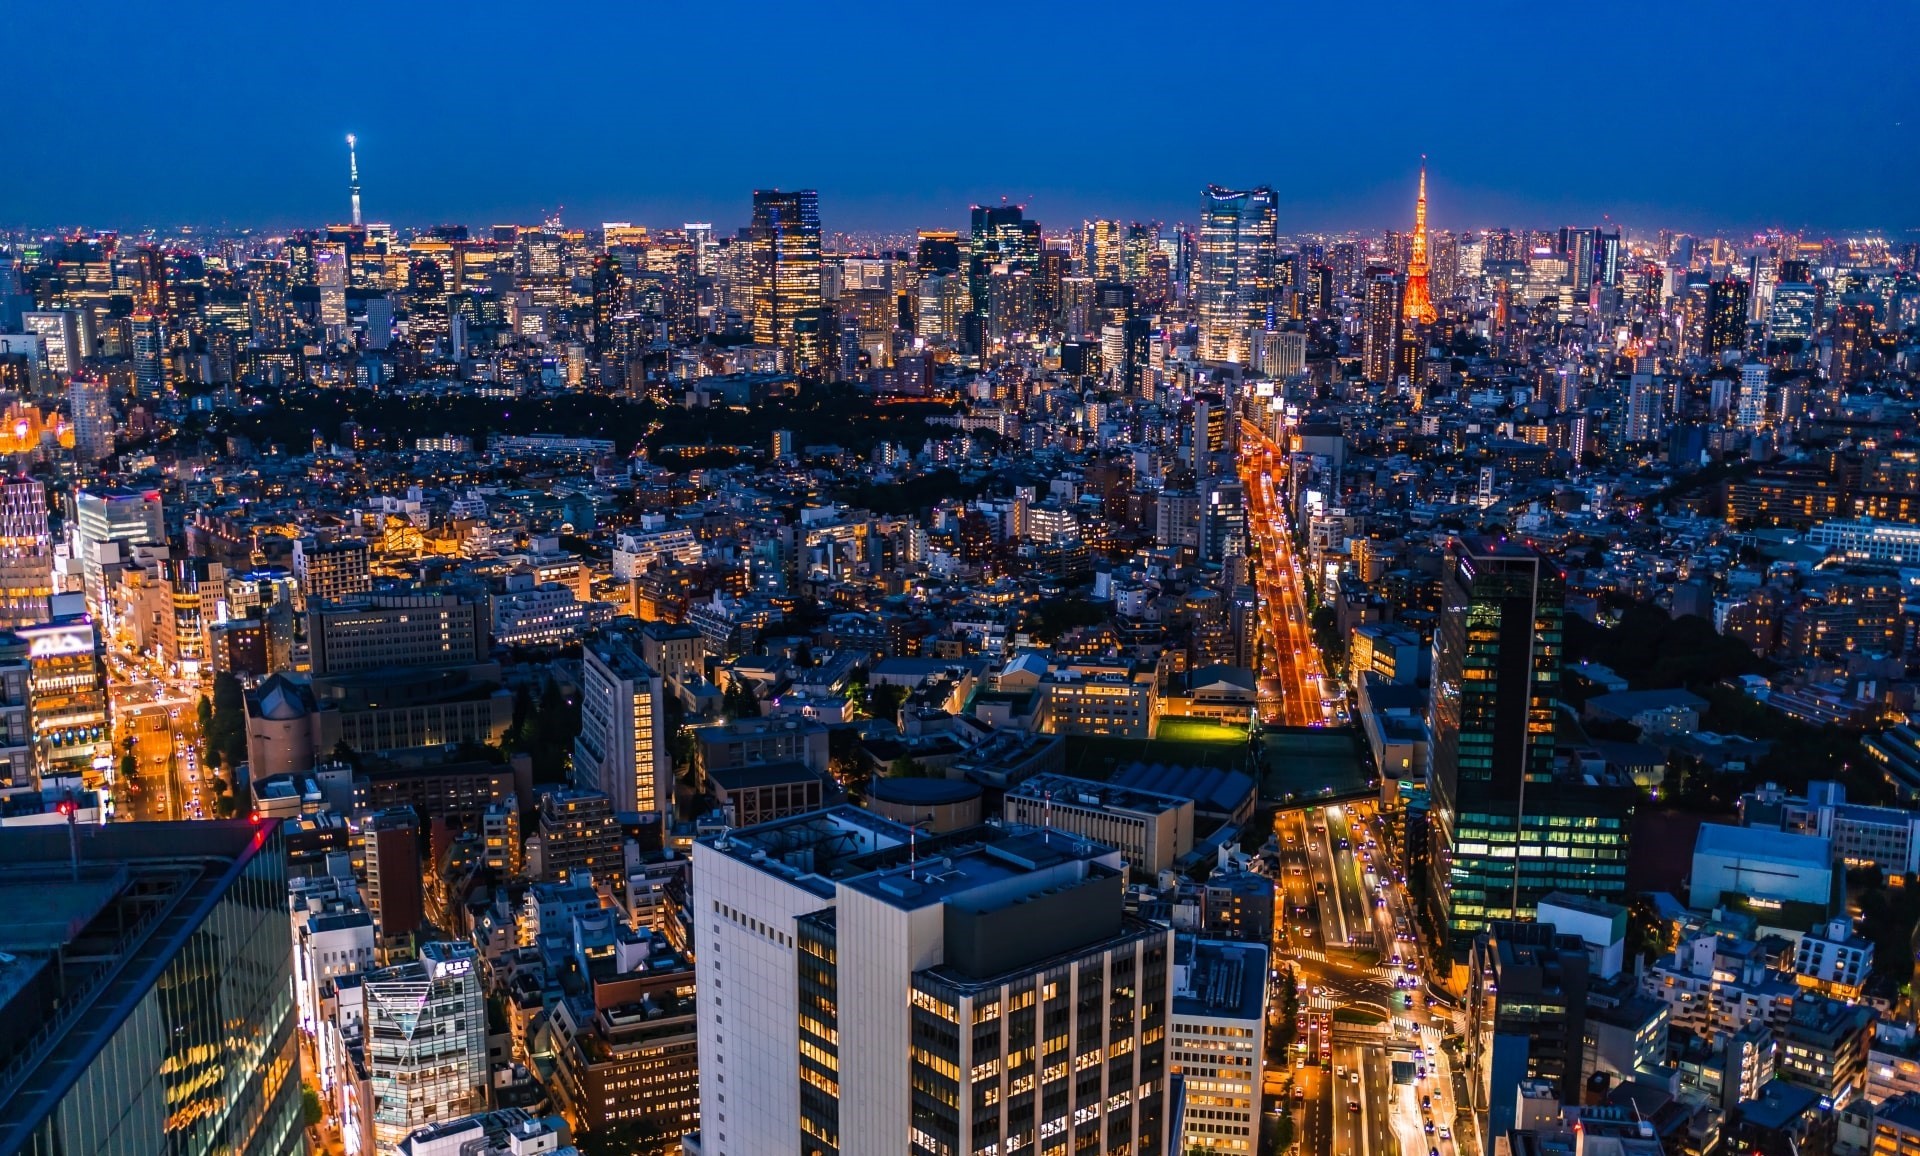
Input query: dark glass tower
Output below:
<box><xmin>1707</xmin><ymin>275</ymin><xmax>1752</xmax><ymax>355</ymax></box>
<box><xmin>0</xmin><ymin>820</ymin><xmax>300</xmax><ymax>1156</ymax></box>
<box><xmin>1426</xmin><ymin>539</ymin><xmax>1631</xmax><ymax>959</ymax></box>
<box><xmin>966</xmin><ymin>204</ymin><xmax>1041</xmax><ymax>351</ymax></box>
<box><xmin>748</xmin><ymin>189</ymin><xmax>828</xmax><ymax>376</ymax></box>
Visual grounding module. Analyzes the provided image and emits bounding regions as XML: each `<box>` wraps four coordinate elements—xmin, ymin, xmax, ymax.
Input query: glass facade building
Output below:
<box><xmin>1194</xmin><ymin>185</ymin><xmax>1276</xmax><ymax>365</ymax></box>
<box><xmin>748</xmin><ymin>189</ymin><xmax>828</xmax><ymax>375</ymax></box>
<box><xmin>0</xmin><ymin>821</ymin><xmax>301</xmax><ymax>1156</ymax></box>
<box><xmin>1427</xmin><ymin>539</ymin><xmax>1631</xmax><ymax>958</ymax></box>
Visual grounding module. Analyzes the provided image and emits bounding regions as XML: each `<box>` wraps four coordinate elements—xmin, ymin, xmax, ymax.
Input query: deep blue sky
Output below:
<box><xmin>5</xmin><ymin>1</ymin><xmax>1917</xmax><ymax>237</ymax></box>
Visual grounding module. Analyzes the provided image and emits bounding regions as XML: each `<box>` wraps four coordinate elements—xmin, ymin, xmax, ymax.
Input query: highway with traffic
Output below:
<box><xmin>1245</xmin><ymin>410</ymin><xmax>1473</xmax><ymax>1156</ymax></box>
<box><xmin>1240</xmin><ymin>416</ymin><xmax>1345</xmax><ymax>729</ymax></box>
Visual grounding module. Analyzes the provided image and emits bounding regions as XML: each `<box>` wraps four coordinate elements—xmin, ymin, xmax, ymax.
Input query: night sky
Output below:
<box><xmin>5</xmin><ymin>0</ymin><xmax>1917</xmax><ymax>236</ymax></box>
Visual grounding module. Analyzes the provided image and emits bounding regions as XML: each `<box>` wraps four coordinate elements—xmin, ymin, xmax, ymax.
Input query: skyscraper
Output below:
<box><xmin>1401</xmin><ymin>162</ymin><xmax>1438</xmax><ymax>326</ymax></box>
<box><xmin>748</xmin><ymin>189</ymin><xmax>828</xmax><ymax>375</ymax></box>
<box><xmin>1195</xmin><ymin>185</ymin><xmax>1277</xmax><ymax>364</ymax></box>
<box><xmin>590</xmin><ymin>253</ymin><xmax>626</xmax><ymax>357</ymax></box>
<box><xmin>130</xmin><ymin>309</ymin><xmax>165</xmax><ymax>397</ymax></box>
<box><xmin>347</xmin><ymin>133</ymin><xmax>362</xmax><ymax>226</ymax></box>
<box><xmin>0</xmin><ymin>821</ymin><xmax>302</xmax><ymax>1156</ymax></box>
<box><xmin>1737</xmin><ymin>363</ymin><xmax>1771</xmax><ymax>431</ymax></box>
<box><xmin>1426</xmin><ymin>539</ymin><xmax>1631</xmax><ymax>957</ymax></box>
<box><xmin>1707</xmin><ymin>275</ymin><xmax>1752</xmax><ymax>356</ymax></box>
<box><xmin>1362</xmin><ymin>267</ymin><xmax>1403</xmax><ymax>382</ymax></box>
<box><xmin>967</xmin><ymin>204</ymin><xmax>1041</xmax><ymax>351</ymax></box>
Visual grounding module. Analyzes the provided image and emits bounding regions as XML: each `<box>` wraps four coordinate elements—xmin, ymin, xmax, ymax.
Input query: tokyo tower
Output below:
<box><xmin>1401</xmin><ymin>159</ymin><xmax>1437</xmax><ymax>326</ymax></box>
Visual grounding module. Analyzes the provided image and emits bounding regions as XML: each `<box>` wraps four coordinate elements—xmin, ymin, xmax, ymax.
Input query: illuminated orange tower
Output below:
<box><xmin>1401</xmin><ymin>159</ymin><xmax>1438</xmax><ymax>326</ymax></box>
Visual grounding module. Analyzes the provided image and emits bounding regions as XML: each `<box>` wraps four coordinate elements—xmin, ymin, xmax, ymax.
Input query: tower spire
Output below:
<box><xmin>347</xmin><ymin>134</ymin><xmax>362</xmax><ymax>227</ymax></box>
<box><xmin>1401</xmin><ymin>156</ymin><xmax>1437</xmax><ymax>326</ymax></box>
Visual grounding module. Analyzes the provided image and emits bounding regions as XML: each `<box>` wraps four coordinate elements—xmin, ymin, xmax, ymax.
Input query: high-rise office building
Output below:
<box><xmin>1707</xmin><ymin>275</ymin><xmax>1752</xmax><ymax>356</ymax></box>
<box><xmin>130</xmin><ymin>309</ymin><xmax>166</xmax><ymax>397</ymax></box>
<box><xmin>1362</xmin><ymin>268</ymin><xmax>1403</xmax><ymax>382</ymax></box>
<box><xmin>748</xmin><ymin>189</ymin><xmax>829</xmax><ymax>375</ymax></box>
<box><xmin>689</xmin><ymin>808</ymin><xmax>1174</xmax><ymax>1156</ymax></box>
<box><xmin>0</xmin><ymin>820</ymin><xmax>302</xmax><ymax>1156</ymax></box>
<box><xmin>968</xmin><ymin>204</ymin><xmax>1042</xmax><ymax>351</ymax></box>
<box><xmin>306</xmin><ymin>590</ymin><xmax>487</xmax><ymax>678</ymax></box>
<box><xmin>1771</xmin><ymin>282</ymin><xmax>1818</xmax><ymax>341</ymax></box>
<box><xmin>0</xmin><ymin>477</ymin><xmax>52</xmax><ymax>632</ymax></box>
<box><xmin>573</xmin><ymin>635</ymin><xmax>668</xmax><ymax>821</ymax></box>
<box><xmin>1427</xmin><ymin>539</ymin><xmax>1631</xmax><ymax>957</ymax></box>
<box><xmin>1171</xmin><ymin>938</ymin><xmax>1268</xmax><ymax>1152</ymax></box>
<box><xmin>1088</xmin><ymin>219</ymin><xmax>1124</xmax><ymax>282</ymax></box>
<box><xmin>1195</xmin><ymin>185</ymin><xmax>1276</xmax><ymax>364</ymax></box>
<box><xmin>21</xmin><ymin>311</ymin><xmax>83</xmax><ymax>377</ymax></box>
<box><xmin>590</xmin><ymin>253</ymin><xmax>626</xmax><ymax>357</ymax></box>
<box><xmin>65</xmin><ymin>379</ymin><xmax>113</xmax><ymax>461</ymax></box>
<box><xmin>1737</xmin><ymin>363</ymin><xmax>1771</xmax><ymax>432</ymax></box>
<box><xmin>73</xmin><ymin>486</ymin><xmax>164</xmax><ymax>607</ymax></box>
<box><xmin>364</xmin><ymin>940</ymin><xmax>489</xmax><ymax>1153</ymax></box>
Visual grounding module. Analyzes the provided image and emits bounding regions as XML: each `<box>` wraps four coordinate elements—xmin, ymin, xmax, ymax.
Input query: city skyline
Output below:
<box><xmin>5</xmin><ymin>1</ymin><xmax>1917</xmax><ymax>234</ymax></box>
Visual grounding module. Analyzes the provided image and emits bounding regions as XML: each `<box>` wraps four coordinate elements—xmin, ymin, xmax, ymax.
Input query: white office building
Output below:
<box><xmin>1806</xmin><ymin>519</ymin><xmax>1920</xmax><ymax>566</ymax></box>
<box><xmin>1172</xmin><ymin>938</ymin><xmax>1268</xmax><ymax>1153</ymax></box>
<box><xmin>689</xmin><ymin>807</ymin><xmax>1174</xmax><ymax>1156</ymax></box>
<box><xmin>573</xmin><ymin>632</ymin><xmax>668</xmax><ymax>820</ymax></box>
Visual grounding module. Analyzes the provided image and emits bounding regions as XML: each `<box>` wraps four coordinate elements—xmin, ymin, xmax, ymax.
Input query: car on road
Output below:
<box><xmin>1347</xmin><ymin>1101</ymin><xmax>1360</xmax><ymax>1112</ymax></box>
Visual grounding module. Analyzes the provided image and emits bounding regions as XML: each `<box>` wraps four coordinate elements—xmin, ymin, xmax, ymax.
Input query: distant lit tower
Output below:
<box><xmin>749</xmin><ymin>189</ymin><xmax>829</xmax><ymax>375</ymax></box>
<box><xmin>1706</xmin><ymin>275</ymin><xmax>1751</xmax><ymax>357</ymax></box>
<box><xmin>1400</xmin><ymin>160</ymin><xmax>1438</xmax><ymax>326</ymax></box>
<box><xmin>1194</xmin><ymin>185</ymin><xmax>1277</xmax><ymax>364</ymax></box>
<box><xmin>346</xmin><ymin>133</ymin><xmax>362</xmax><ymax>227</ymax></box>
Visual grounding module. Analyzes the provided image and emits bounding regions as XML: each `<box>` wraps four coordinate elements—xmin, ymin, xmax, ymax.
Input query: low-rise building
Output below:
<box><xmin>1003</xmin><ymin>772</ymin><xmax>1195</xmax><ymax>877</ymax></box>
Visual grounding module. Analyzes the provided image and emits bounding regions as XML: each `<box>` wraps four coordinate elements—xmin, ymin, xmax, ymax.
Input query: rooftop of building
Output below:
<box><xmin>701</xmin><ymin>804</ymin><xmax>912</xmax><ymax>898</ymax></box>
<box><xmin>1735</xmin><ymin>1078</ymin><xmax>1821</xmax><ymax>1131</ymax></box>
<box><xmin>1585</xmin><ymin>688</ymin><xmax>1711</xmax><ymax>719</ymax></box>
<box><xmin>1875</xmin><ymin>1092</ymin><xmax>1920</xmax><ymax>1134</ymax></box>
<box><xmin>706</xmin><ymin>760</ymin><xmax>824</xmax><ymax>792</ymax></box>
<box><xmin>1538</xmin><ymin>890</ymin><xmax>1630</xmax><ymax>922</ymax></box>
<box><xmin>1783</xmin><ymin>992</ymin><xmax>1874</xmax><ymax>1037</ymax></box>
<box><xmin>1007</xmin><ymin>772</ymin><xmax>1193</xmax><ymax>816</ymax></box>
<box><xmin>840</xmin><ymin>827</ymin><xmax>1115</xmax><ymax>912</ymax></box>
<box><xmin>864</xmin><ymin>776</ymin><xmax>982</xmax><ymax>806</ymax></box>
<box><xmin>1172</xmin><ymin>937</ymin><xmax>1268</xmax><ymax>1022</ymax></box>
<box><xmin>1694</xmin><ymin>821</ymin><xmax>1831</xmax><ymax>869</ymax></box>
<box><xmin>1108</xmin><ymin>761</ymin><xmax>1256</xmax><ymax>816</ymax></box>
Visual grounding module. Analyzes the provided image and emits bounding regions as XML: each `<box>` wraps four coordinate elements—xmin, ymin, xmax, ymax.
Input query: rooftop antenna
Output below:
<box><xmin>1043</xmin><ymin>789</ymin><xmax>1053</xmax><ymax>844</ymax></box>
<box><xmin>346</xmin><ymin>134</ymin><xmax>362</xmax><ymax>227</ymax></box>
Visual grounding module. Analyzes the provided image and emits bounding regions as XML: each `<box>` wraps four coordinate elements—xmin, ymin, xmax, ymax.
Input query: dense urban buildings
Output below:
<box><xmin>2</xmin><ymin>100</ymin><xmax>1919</xmax><ymax>1156</ymax></box>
